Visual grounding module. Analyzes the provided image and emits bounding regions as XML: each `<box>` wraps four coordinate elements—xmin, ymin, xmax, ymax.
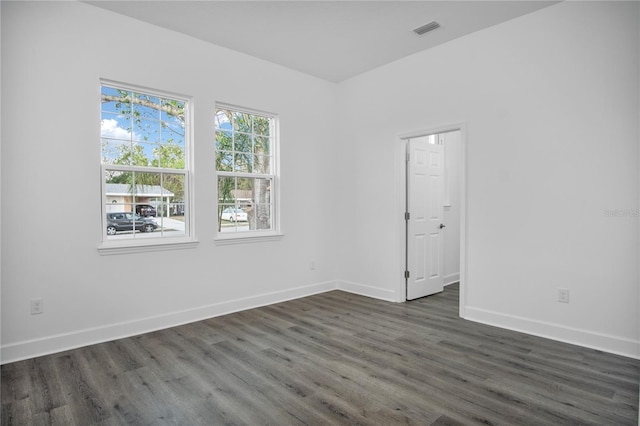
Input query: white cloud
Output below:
<box><xmin>101</xmin><ymin>119</ymin><xmax>132</xmax><ymax>140</ymax></box>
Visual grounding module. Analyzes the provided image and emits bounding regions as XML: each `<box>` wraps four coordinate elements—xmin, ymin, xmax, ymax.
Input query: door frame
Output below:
<box><xmin>396</xmin><ymin>123</ymin><xmax>467</xmax><ymax>317</ymax></box>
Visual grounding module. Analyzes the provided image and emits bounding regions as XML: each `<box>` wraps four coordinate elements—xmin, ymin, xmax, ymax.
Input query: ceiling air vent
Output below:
<box><xmin>413</xmin><ymin>21</ymin><xmax>440</xmax><ymax>36</ymax></box>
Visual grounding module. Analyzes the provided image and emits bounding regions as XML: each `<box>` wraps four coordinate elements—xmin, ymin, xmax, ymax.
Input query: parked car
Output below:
<box><xmin>106</xmin><ymin>212</ymin><xmax>157</xmax><ymax>235</ymax></box>
<box><xmin>221</xmin><ymin>207</ymin><xmax>248</xmax><ymax>222</ymax></box>
<box><xmin>135</xmin><ymin>204</ymin><xmax>157</xmax><ymax>217</ymax></box>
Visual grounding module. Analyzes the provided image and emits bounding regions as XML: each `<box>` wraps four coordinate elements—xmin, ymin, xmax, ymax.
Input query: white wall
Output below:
<box><xmin>1</xmin><ymin>1</ymin><xmax>340</xmax><ymax>362</ymax></box>
<box><xmin>2</xmin><ymin>1</ymin><xmax>639</xmax><ymax>362</ymax></box>
<box><xmin>337</xmin><ymin>1</ymin><xmax>639</xmax><ymax>357</ymax></box>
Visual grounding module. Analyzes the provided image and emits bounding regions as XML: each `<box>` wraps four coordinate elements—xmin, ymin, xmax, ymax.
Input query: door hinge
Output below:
<box><xmin>404</xmin><ymin>270</ymin><xmax>410</xmax><ymax>279</ymax></box>
<box><xmin>406</xmin><ymin>152</ymin><xmax>410</xmax><ymax>162</ymax></box>
<box><xmin>404</xmin><ymin>212</ymin><xmax>410</xmax><ymax>221</ymax></box>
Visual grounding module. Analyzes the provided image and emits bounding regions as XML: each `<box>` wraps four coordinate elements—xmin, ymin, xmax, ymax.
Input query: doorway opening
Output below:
<box><xmin>399</xmin><ymin>126</ymin><xmax>465</xmax><ymax>313</ymax></box>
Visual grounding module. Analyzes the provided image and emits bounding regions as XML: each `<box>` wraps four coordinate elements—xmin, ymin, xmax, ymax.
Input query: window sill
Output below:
<box><xmin>98</xmin><ymin>239</ymin><xmax>199</xmax><ymax>255</ymax></box>
<box><xmin>214</xmin><ymin>232</ymin><xmax>284</xmax><ymax>246</ymax></box>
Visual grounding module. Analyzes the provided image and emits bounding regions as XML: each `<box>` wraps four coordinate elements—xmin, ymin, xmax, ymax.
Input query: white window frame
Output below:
<box><xmin>98</xmin><ymin>80</ymin><xmax>197</xmax><ymax>255</ymax></box>
<box><xmin>214</xmin><ymin>103</ymin><xmax>282</xmax><ymax>245</ymax></box>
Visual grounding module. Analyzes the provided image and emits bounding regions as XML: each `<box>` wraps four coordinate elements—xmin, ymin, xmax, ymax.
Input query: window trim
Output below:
<box><xmin>214</xmin><ymin>103</ymin><xmax>281</xmax><ymax>242</ymax></box>
<box><xmin>98</xmin><ymin>79</ymin><xmax>197</xmax><ymax>254</ymax></box>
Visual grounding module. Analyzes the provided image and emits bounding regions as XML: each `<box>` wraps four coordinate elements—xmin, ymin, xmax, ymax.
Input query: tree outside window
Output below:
<box><xmin>215</xmin><ymin>106</ymin><xmax>276</xmax><ymax>234</ymax></box>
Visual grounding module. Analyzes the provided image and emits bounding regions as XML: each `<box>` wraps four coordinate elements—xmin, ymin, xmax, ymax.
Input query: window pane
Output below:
<box><xmin>236</xmin><ymin>177</ymin><xmax>254</xmax><ymax>196</ymax></box>
<box><xmin>132</xmin><ymin>94</ymin><xmax>161</xmax><ymax>120</ymax></box>
<box><xmin>162</xmin><ymin>121</ymin><xmax>185</xmax><ymax>145</ymax></box>
<box><xmin>105</xmin><ymin>170</ymin><xmax>133</xmax><ymax>190</ymax></box>
<box><xmin>234</xmin><ymin>153</ymin><xmax>253</xmax><ymax>173</ymax></box>
<box><xmin>132</xmin><ymin>118</ymin><xmax>161</xmax><ymax>143</ymax></box>
<box><xmin>216</xmin><ymin>130</ymin><xmax>232</xmax><ymax>151</ymax></box>
<box><xmin>106</xmin><ymin>142</ymin><xmax>149</xmax><ymax>166</ymax></box>
<box><xmin>218</xmin><ymin>204</ymin><xmax>249</xmax><ymax>233</ymax></box>
<box><xmin>254</xmin><ymin>155</ymin><xmax>271</xmax><ymax>174</ymax></box>
<box><xmin>154</xmin><ymin>202</ymin><xmax>186</xmax><ymax>237</ymax></box>
<box><xmin>170</xmin><ymin>201</ymin><xmax>185</xmax><ymax>217</ymax></box>
<box><xmin>101</xmin><ymin>87</ymin><xmax>131</xmax><ymax>116</ymax></box>
<box><xmin>162</xmin><ymin>173</ymin><xmax>184</xmax><ymax>201</ymax></box>
<box><xmin>105</xmin><ymin>210</ymin><xmax>159</xmax><ymax>240</ymax></box>
<box><xmin>134</xmin><ymin>172</ymin><xmax>162</xmax><ymax>191</ymax></box>
<box><xmin>254</xmin><ymin>136</ymin><xmax>270</xmax><ymax>155</ymax></box>
<box><xmin>160</xmin><ymin>100</ymin><xmax>185</xmax><ymax>123</ymax></box>
<box><xmin>215</xmin><ymin>110</ymin><xmax>231</xmax><ymax>130</ymax></box>
<box><xmin>234</xmin><ymin>132</ymin><xmax>252</xmax><ymax>153</ymax></box>
<box><xmin>101</xmin><ymin>139</ymin><xmax>127</xmax><ymax>165</ymax></box>
<box><xmin>253</xmin><ymin>116</ymin><xmax>270</xmax><ymax>136</ymax></box>
<box><xmin>101</xmin><ymin>115</ymin><xmax>132</xmax><ymax>141</ymax></box>
<box><xmin>253</xmin><ymin>203</ymin><xmax>272</xmax><ymax>230</ymax></box>
<box><xmin>233</xmin><ymin>112</ymin><xmax>252</xmax><ymax>133</ymax></box>
<box><xmin>253</xmin><ymin>178</ymin><xmax>272</xmax><ymax>204</ymax></box>
<box><xmin>156</xmin><ymin>142</ymin><xmax>185</xmax><ymax>169</ymax></box>
<box><xmin>148</xmin><ymin>143</ymin><xmax>162</xmax><ymax>167</ymax></box>
<box><xmin>106</xmin><ymin>197</ymin><xmax>126</xmax><ymax>213</ymax></box>
<box><xmin>133</xmin><ymin>196</ymin><xmax>157</xmax><ymax>218</ymax></box>
<box><xmin>217</xmin><ymin>151</ymin><xmax>233</xmax><ymax>171</ymax></box>
<box><xmin>253</xmin><ymin>178</ymin><xmax>272</xmax><ymax>230</ymax></box>
<box><xmin>218</xmin><ymin>176</ymin><xmax>236</xmax><ymax>205</ymax></box>
<box><xmin>162</xmin><ymin>173</ymin><xmax>186</xmax><ymax>222</ymax></box>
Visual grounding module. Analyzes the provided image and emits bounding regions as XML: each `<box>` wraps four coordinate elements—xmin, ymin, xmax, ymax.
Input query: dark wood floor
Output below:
<box><xmin>2</xmin><ymin>284</ymin><xmax>639</xmax><ymax>425</ymax></box>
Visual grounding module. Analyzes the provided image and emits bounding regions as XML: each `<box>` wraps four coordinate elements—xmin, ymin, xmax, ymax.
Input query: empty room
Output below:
<box><xmin>1</xmin><ymin>1</ymin><xmax>639</xmax><ymax>424</ymax></box>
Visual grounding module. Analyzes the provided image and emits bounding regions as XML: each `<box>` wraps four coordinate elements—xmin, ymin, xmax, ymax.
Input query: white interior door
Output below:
<box><xmin>406</xmin><ymin>135</ymin><xmax>445</xmax><ymax>300</ymax></box>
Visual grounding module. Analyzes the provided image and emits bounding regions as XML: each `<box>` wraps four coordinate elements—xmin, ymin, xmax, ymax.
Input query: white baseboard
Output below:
<box><xmin>464</xmin><ymin>306</ymin><xmax>640</xmax><ymax>360</ymax></box>
<box><xmin>1</xmin><ymin>281</ymin><xmax>338</xmax><ymax>364</ymax></box>
<box><xmin>10</xmin><ymin>282</ymin><xmax>633</xmax><ymax>364</ymax></box>
<box><xmin>336</xmin><ymin>280</ymin><xmax>398</xmax><ymax>302</ymax></box>
<box><xmin>444</xmin><ymin>273</ymin><xmax>460</xmax><ymax>286</ymax></box>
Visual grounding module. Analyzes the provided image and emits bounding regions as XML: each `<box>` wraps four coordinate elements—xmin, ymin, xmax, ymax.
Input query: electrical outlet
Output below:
<box><xmin>30</xmin><ymin>299</ymin><xmax>44</xmax><ymax>315</ymax></box>
<box><xmin>558</xmin><ymin>289</ymin><xmax>570</xmax><ymax>304</ymax></box>
<box><xmin>310</xmin><ymin>260</ymin><xmax>316</xmax><ymax>271</ymax></box>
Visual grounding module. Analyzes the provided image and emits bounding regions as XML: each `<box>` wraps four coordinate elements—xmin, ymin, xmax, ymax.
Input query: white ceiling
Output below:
<box><xmin>85</xmin><ymin>1</ymin><xmax>559</xmax><ymax>83</ymax></box>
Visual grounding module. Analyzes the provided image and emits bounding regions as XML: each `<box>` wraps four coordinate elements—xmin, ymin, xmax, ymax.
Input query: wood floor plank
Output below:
<box><xmin>2</xmin><ymin>284</ymin><xmax>638</xmax><ymax>425</ymax></box>
<box><xmin>53</xmin><ymin>353</ymin><xmax>111</xmax><ymax>424</ymax></box>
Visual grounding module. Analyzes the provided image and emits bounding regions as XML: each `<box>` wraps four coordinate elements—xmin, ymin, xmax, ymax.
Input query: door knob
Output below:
<box><xmin>439</xmin><ymin>223</ymin><xmax>446</xmax><ymax>229</ymax></box>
